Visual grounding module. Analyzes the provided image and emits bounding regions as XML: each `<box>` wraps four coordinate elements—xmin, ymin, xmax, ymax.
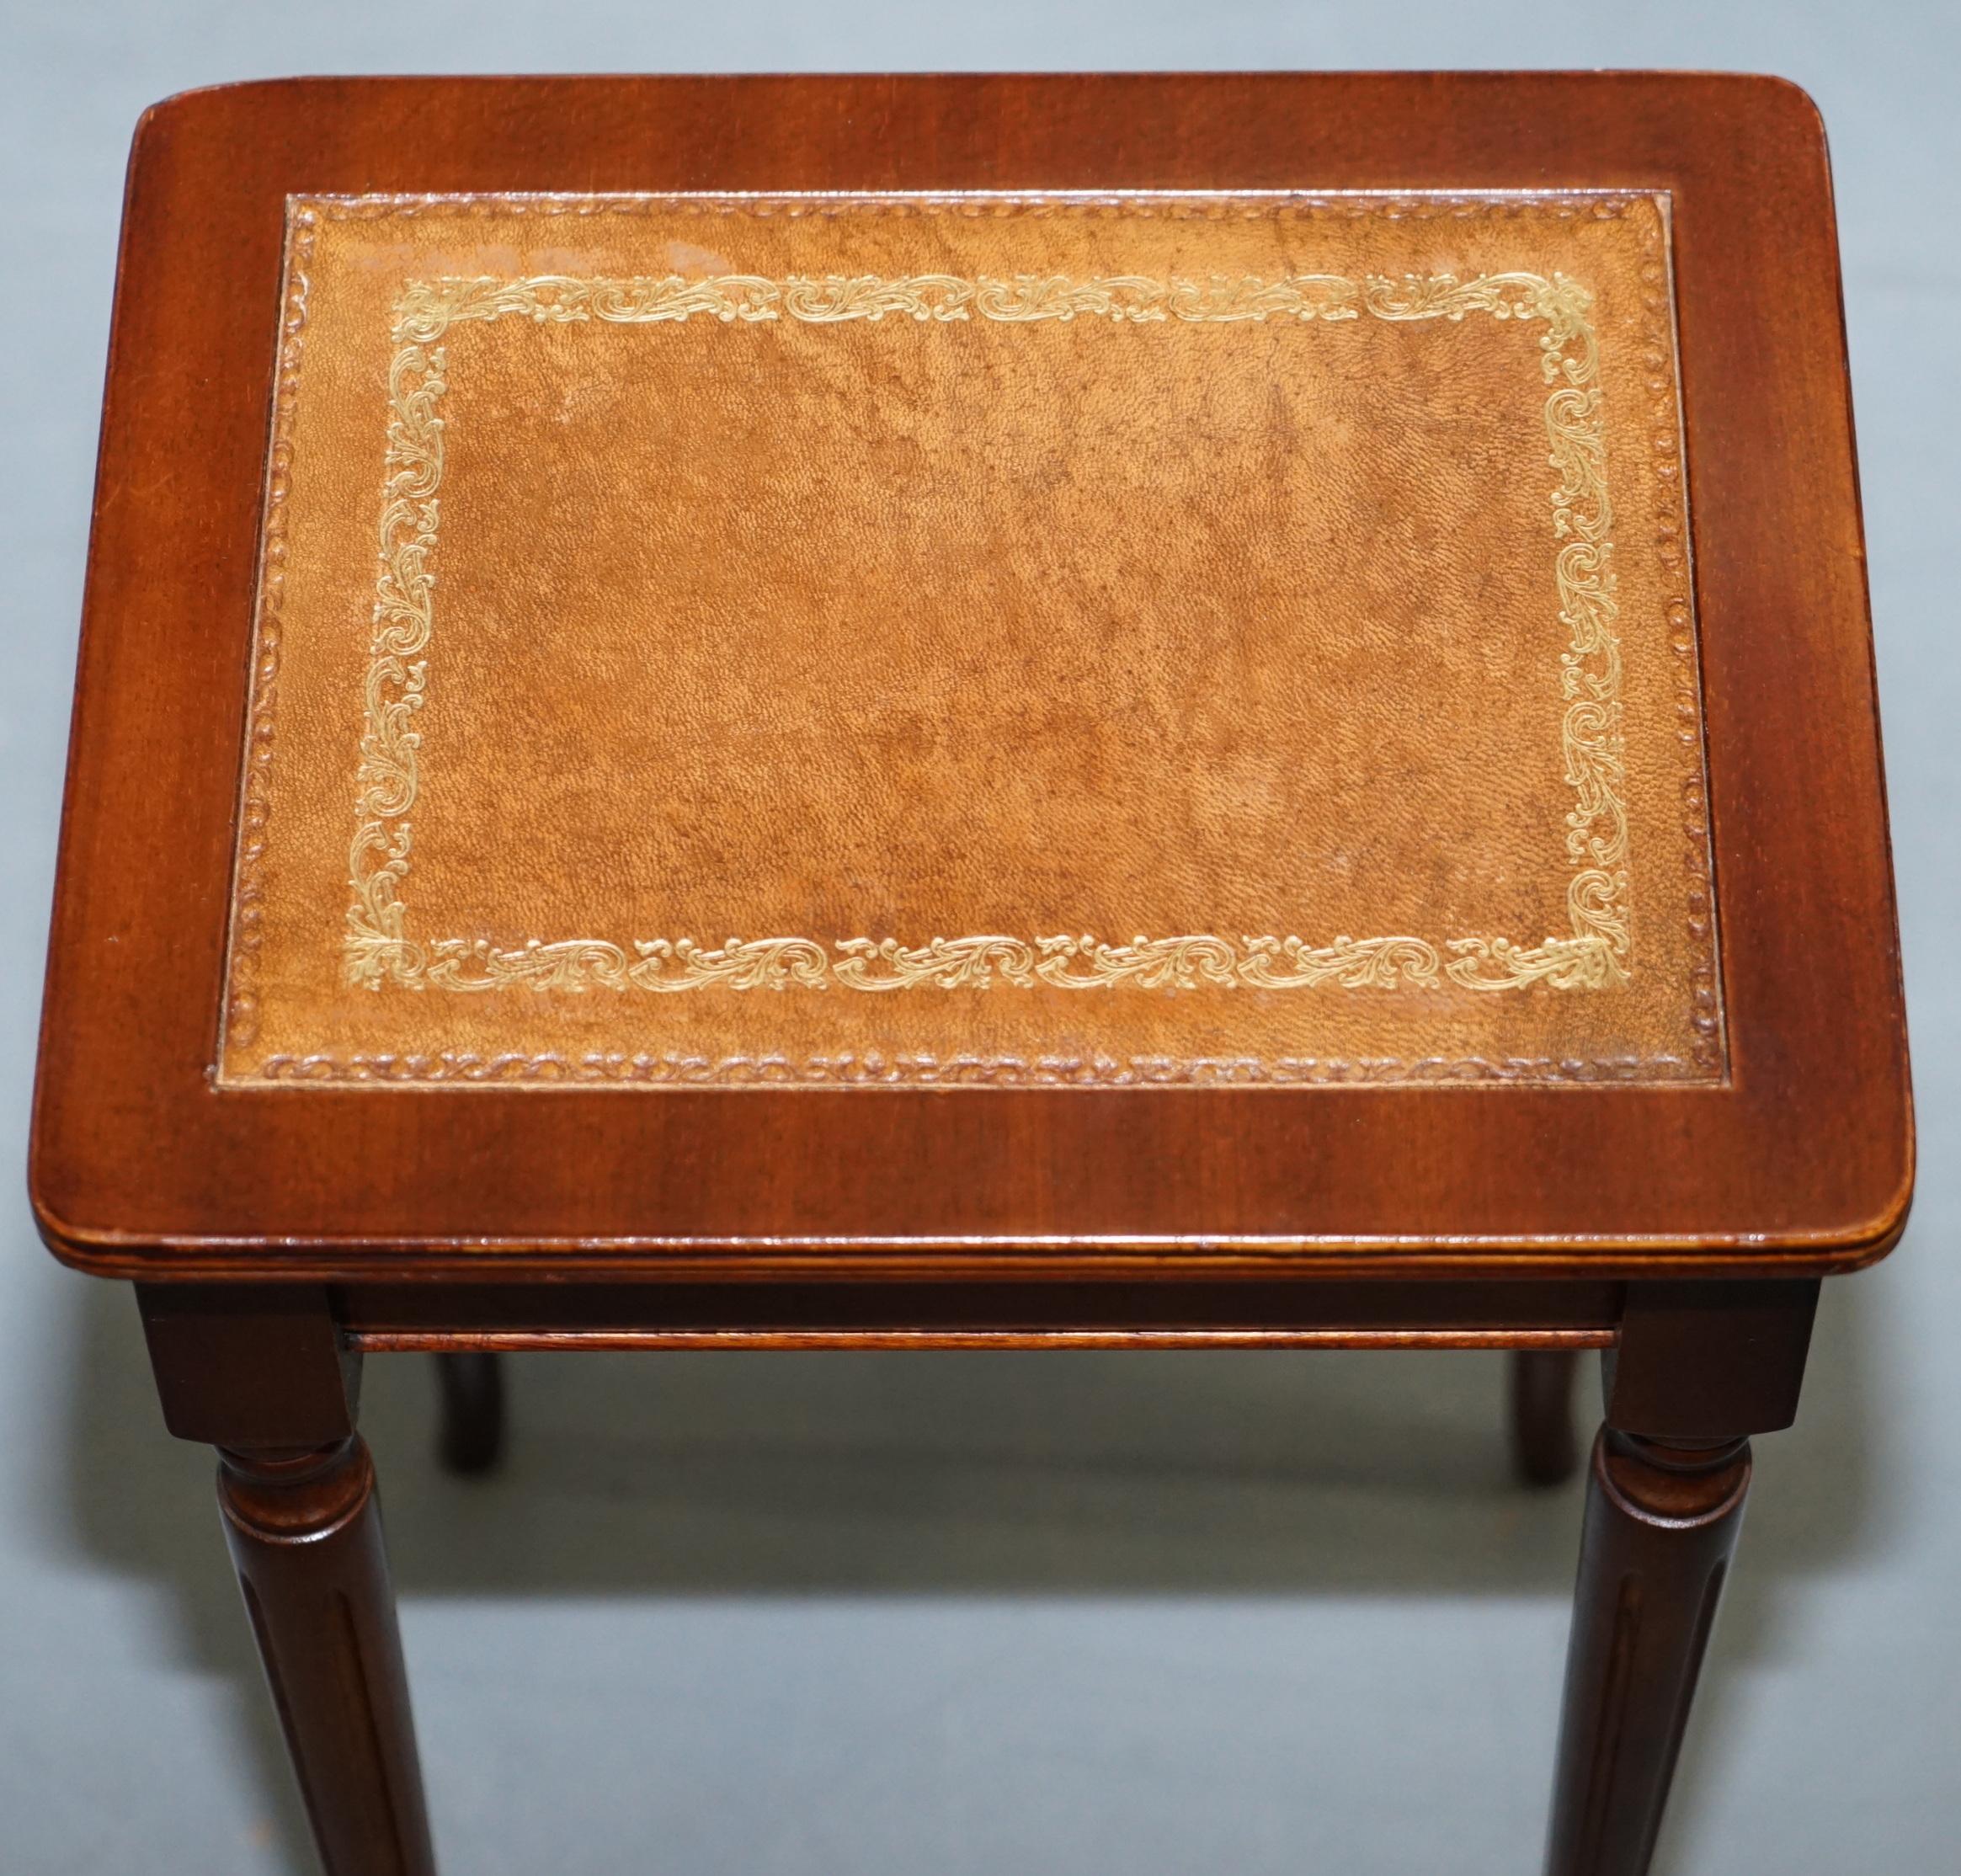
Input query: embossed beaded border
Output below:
<box><xmin>222</xmin><ymin>191</ymin><xmax>1723</xmax><ymax>1086</ymax></box>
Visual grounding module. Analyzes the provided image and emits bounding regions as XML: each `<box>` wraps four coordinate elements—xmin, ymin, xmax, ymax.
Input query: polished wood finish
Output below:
<box><xmin>1546</xmin><ymin>1431</ymin><xmax>1751</xmax><ymax>1875</ymax></box>
<box><xmin>139</xmin><ymin>1275</ymin><xmax>1804</xmax><ymax>1876</ymax></box>
<box><xmin>340</xmin><ymin>1277</ymin><xmax>1623</xmax><ymax>1351</ymax></box>
<box><xmin>35</xmin><ymin>72</ymin><xmax>1908</xmax><ymax>1876</ymax></box>
<box><xmin>1542</xmin><ymin>1277</ymin><xmax>1817</xmax><ymax>1869</ymax></box>
<box><xmin>139</xmin><ymin>1281</ymin><xmax>363</xmax><ymax>1445</ymax></box>
<box><xmin>30</xmin><ymin>72</ymin><xmax>1909</xmax><ymax>1282</ymax></box>
<box><xmin>219</xmin><ymin>1439</ymin><xmax>435</xmax><ymax>1876</ymax></box>
<box><xmin>1607</xmin><ymin>1279</ymin><xmax>1820</xmax><ymax>1434</ymax></box>
<box><xmin>140</xmin><ymin>1286</ymin><xmax>434</xmax><ymax>1876</ymax></box>
<box><xmin>1511</xmin><ymin>1351</ymin><xmax>1583</xmax><ymax>1486</ymax></box>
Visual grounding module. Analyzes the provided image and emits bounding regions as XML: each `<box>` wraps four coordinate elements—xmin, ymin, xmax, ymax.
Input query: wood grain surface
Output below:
<box><xmin>29</xmin><ymin>73</ymin><xmax>1910</xmax><ymax>1279</ymax></box>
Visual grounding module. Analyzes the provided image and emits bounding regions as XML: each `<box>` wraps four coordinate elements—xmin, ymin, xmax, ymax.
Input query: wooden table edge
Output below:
<box><xmin>36</xmin><ymin>1216</ymin><xmax>1910</xmax><ymax>1287</ymax></box>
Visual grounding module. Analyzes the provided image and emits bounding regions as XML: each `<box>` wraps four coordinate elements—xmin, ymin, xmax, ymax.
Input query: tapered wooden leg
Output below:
<box><xmin>138</xmin><ymin>1285</ymin><xmax>439</xmax><ymax>1876</ymax></box>
<box><xmin>1510</xmin><ymin>1350</ymin><xmax>1582</xmax><ymax>1485</ymax></box>
<box><xmin>434</xmin><ymin>1352</ymin><xmax>505</xmax><ymax>1474</ymax></box>
<box><xmin>1541</xmin><ymin>1280</ymin><xmax>1820</xmax><ymax>1876</ymax></box>
<box><xmin>217</xmin><ymin>1437</ymin><xmax>437</xmax><ymax>1875</ymax></box>
<box><xmin>1544</xmin><ymin>1431</ymin><xmax>1750</xmax><ymax>1874</ymax></box>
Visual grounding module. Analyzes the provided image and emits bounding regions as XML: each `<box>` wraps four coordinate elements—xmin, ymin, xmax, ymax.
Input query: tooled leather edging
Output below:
<box><xmin>251</xmin><ymin>1048</ymin><xmax>1713</xmax><ymax>1086</ymax></box>
<box><xmin>221</xmin><ymin>191</ymin><xmax>1722</xmax><ymax>1088</ymax></box>
<box><xmin>1633</xmin><ymin>204</ymin><xmax>1725</xmax><ymax>1078</ymax></box>
<box><xmin>347</xmin><ymin>218</ymin><xmax>1628</xmax><ymax>994</ymax></box>
<box><xmin>221</xmin><ymin>209</ymin><xmax>316</xmax><ymax>1053</ymax></box>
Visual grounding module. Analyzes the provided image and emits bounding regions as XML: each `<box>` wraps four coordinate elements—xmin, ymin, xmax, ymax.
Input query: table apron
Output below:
<box><xmin>333</xmin><ymin>1278</ymin><xmax>1624</xmax><ymax>1353</ymax></box>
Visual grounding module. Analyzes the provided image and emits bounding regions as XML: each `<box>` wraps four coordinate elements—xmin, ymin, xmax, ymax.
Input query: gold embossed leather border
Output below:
<box><xmin>220</xmin><ymin>192</ymin><xmax>1724</xmax><ymax>1089</ymax></box>
<box><xmin>351</xmin><ymin>264</ymin><xmax>1627</xmax><ymax>999</ymax></box>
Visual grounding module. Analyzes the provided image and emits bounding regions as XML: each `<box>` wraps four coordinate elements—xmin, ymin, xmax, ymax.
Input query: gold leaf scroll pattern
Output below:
<box><xmin>385</xmin><ymin>271</ymin><xmax>1377</xmax><ymax>338</ymax></box>
<box><xmin>1362</xmin><ymin>273</ymin><xmax>1627</xmax><ymax>989</ymax></box>
<box><xmin>346</xmin><ymin>270</ymin><xmax>1628</xmax><ymax>995</ymax></box>
<box><xmin>412</xmin><ymin>933</ymin><xmax>1446</xmax><ymax>994</ymax></box>
<box><xmin>346</xmin><ymin>336</ymin><xmax>444</xmax><ymax>987</ymax></box>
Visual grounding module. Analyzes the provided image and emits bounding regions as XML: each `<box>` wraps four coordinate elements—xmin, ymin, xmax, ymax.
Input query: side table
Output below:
<box><xmin>30</xmin><ymin>72</ymin><xmax>1911</xmax><ymax>1876</ymax></box>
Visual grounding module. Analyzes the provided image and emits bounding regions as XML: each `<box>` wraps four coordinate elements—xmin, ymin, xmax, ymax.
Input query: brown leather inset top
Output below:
<box><xmin>217</xmin><ymin>190</ymin><xmax>1721</xmax><ymax>1089</ymax></box>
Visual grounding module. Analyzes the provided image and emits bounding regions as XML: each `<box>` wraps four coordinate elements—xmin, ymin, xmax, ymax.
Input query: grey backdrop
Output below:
<box><xmin>3</xmin><ymin>5</ymin><xmax>1954</xmax><ymax>1873</ymax></box>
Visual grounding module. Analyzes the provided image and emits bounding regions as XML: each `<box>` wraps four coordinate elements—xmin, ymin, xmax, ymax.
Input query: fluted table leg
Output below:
<box><xmin>139</xmin><ymin>1284</ymin><xmax>440</xmax><ymax>1876</ymax></box>
<box><xmin>219</xmin><ymin>1437</ymin><xmax>437</xmax><ymax>1876</ymax></box>
<box><xmin>1540</xmin><ymin>1280</ymin><xmax>1819</xmax><ymax>1876</ymax></box>
<box><xmin>1544</xmin><ymin>1430</ymin><xmax>1751</xmax><ymax>1875</ymax></box>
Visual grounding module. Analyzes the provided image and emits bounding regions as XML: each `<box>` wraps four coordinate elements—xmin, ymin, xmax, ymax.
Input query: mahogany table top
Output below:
<box><xmin>29</xmin><ymin>72</ymin><xmax>1910</xmax><ymax>1282</ymax></box>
